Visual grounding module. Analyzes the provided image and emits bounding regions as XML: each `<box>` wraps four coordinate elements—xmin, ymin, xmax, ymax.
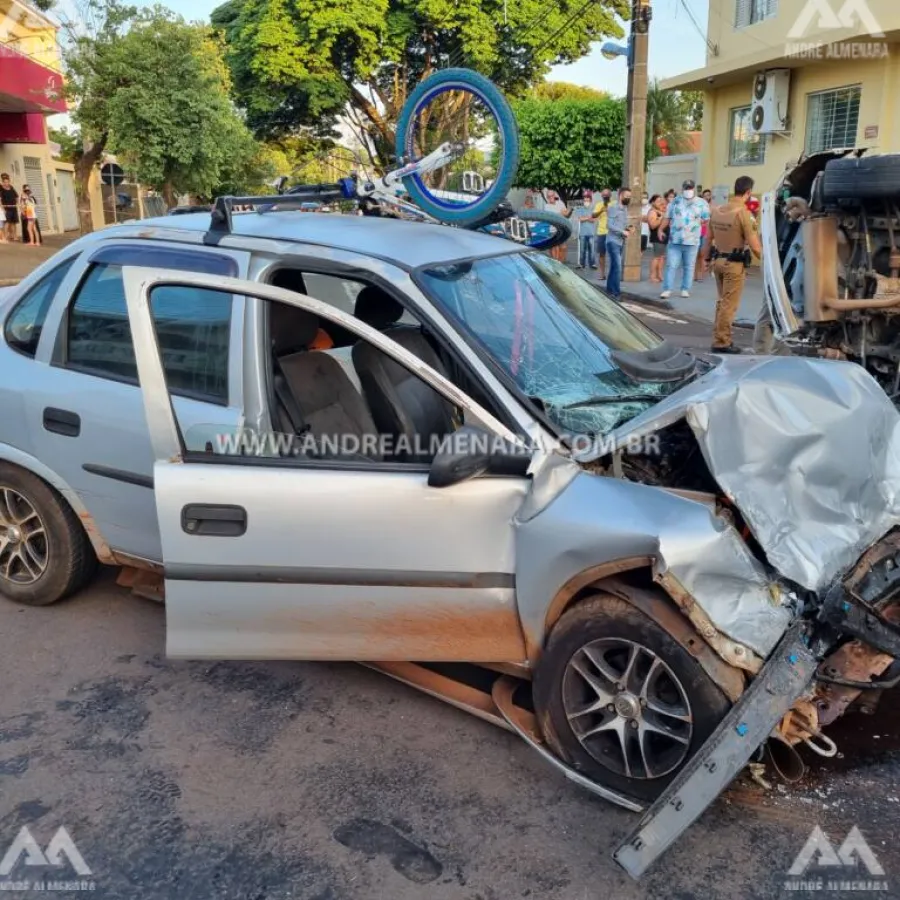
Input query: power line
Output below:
<box><xmin>531</xmin><ymin>0</ymin><xmax>596</xmax><ymax>59</ymax></box>
<box><xmin>446</xmin><ymin>0</ymin><xmax>565</xmax><ymax>69</ymax></box>
<box><xmin>675</xmin><ymin>0</ymin><xmax>717</xmax><ymax>55</ymax></box>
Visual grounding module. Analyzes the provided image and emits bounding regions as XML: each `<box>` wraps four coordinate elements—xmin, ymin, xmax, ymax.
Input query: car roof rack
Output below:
<box><xmin>208</xmin><ymin>178</ymin><xmax>358</xmax><ymax>236</ymax></box>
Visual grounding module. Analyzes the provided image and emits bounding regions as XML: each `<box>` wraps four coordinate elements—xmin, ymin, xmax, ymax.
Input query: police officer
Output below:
<box><xmin>706</xmin><ymin>175</ymin><xmax>763</xmax><ymax>353</ymax></box>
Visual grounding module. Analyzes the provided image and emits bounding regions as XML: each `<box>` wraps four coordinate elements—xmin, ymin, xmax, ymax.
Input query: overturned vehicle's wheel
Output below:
<box><xmin>533</xmin><ymin>592</ymin><xmax>731</xmax><ymax>804</ymax></box>
<box><xmin>0</xmin><ymin>465</ymin><xmax>96</xmax><ymax>606</ymax></box>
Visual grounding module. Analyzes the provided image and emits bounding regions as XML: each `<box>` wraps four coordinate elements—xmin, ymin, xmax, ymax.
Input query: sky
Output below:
<box><xmin>130</xmin><ymin>0</ymin><xmax>709</xmax><ymax>96</ymax></box>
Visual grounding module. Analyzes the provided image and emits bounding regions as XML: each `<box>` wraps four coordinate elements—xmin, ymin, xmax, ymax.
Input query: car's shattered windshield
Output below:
<box><xmin>420</xmin><ymin>252</ymin><xmax>692</xmax><ymax>435</ymax></box>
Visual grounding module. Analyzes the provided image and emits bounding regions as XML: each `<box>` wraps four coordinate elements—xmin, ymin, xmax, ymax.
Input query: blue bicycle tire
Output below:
<box><xmin>396</xmin><ymin>68</ymin><xmax>519</xmax><ymax>228</ymax></box>
<box><xmin>516</xmin><ymin>209</ymin><xmax>572</xmax><ymax>251</ymax></box>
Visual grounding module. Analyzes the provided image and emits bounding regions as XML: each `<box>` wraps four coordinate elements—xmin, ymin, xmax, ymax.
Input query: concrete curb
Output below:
<box><xmin>618</xmin><ymin>290</ymin><xmax>754</xmax><ymax>330</ymax></box>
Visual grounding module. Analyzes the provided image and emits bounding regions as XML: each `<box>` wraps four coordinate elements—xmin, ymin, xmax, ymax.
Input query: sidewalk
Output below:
<box><xmin>571</xmin><ymin>253</ymin><xmax>763</xmax><ymax>327</ymax></box>
<box><xmin>0</xmin><ymin>232</ymin><xmax>82</xmax><ymax>285</ymax></box>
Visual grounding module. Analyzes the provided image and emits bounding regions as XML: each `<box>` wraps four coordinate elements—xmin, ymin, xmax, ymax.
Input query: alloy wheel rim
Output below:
<box><xmin>0</xmin><ymin>487</ymin><xmax>48</xmax><ymax>586</ymax></box>
<box><xmin>561</xmin><ymin>637</ymin><xmax>693</xmax><ymax>780</ymax></box>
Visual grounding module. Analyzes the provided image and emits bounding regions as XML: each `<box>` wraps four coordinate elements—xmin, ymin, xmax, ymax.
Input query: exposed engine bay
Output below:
<box><xmin>768</xmin><ymin>150</ymin><xmax>900</xmax><ymax>400</ymax></box>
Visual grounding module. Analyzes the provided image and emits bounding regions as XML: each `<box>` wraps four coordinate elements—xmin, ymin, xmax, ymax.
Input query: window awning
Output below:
<box><xmin>0</xmin><ymin>45</ymin><xmax>67</xmax><ymax>115</ymax></box>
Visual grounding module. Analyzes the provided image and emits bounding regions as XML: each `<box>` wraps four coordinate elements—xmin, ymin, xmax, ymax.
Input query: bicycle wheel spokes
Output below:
<box><xmin>409</xmin><ymin>87</ymin><xmax>500</xmax><ymax>207</ymax></box>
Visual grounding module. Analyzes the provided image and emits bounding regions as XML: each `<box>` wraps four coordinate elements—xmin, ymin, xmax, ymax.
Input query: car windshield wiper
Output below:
<box><xmin>563</xmin><ymin>394</ymin><xmax>661</xmax><ymax>410</ymax></box>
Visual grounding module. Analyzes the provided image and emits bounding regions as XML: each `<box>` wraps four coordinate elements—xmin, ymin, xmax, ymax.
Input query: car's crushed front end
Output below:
<box><xmin>574</xmin><ymin>353</ymin><xmax>900</xmax><ymax>760</ymax></box>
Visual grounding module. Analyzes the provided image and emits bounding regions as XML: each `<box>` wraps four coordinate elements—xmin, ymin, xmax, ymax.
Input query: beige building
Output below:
<box><xmin>0</xmin><ymin>0</ymin><xmax>103</xmax><ymax>234</ymax></box>
<box><xmin>663</xmin><ymin>1</ymin><xmax>900</xmax><ymax>196</ymax></box>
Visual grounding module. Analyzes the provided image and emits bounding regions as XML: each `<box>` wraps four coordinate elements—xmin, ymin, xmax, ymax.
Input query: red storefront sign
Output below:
<box><xmin>0</xmin><ymin>44</ymin><xmax>67</xmax><ymax>115</ymax></box>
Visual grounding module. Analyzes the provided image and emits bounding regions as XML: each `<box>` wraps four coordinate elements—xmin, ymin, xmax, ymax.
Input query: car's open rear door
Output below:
<box><xmin>121</xmin><ymin>265</ymin><xmax>532</xmax><ymax>663</ymax></box>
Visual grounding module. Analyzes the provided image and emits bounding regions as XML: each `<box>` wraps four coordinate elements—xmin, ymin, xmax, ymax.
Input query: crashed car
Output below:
<box><xmin>762</xmin><ymin>149</ymin><xmax>900</xmax><ymax>399</ymax></box>
<box><xmin>1</xmin><ymin>204</ymin><xmax>898</xmax><ymax>875</ymax></box>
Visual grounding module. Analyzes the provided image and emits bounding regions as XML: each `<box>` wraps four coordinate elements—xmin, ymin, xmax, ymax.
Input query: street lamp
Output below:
<box><xmin>600</xmin><ymin>37</ymin><xmax>632</xmax><ymax>65</ymax></box>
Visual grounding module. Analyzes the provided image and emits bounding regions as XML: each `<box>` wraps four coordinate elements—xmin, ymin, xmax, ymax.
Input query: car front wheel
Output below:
<box><xmin>0</xmin><ymin>465</ymin><xmax>96</xmax><ymax>606</ymax></box>
<box><xmin>533</xmin><ymin>592</ymin><xmax>731</xmax><ymax>804</ymax></box>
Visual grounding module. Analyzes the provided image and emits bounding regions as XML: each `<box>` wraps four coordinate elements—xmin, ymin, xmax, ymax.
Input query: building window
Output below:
<box><xmin>729</xmin><ymin>107</ymin><xmax>766</xmax><ymax>166</ymax></box>
<box><xmin>735</xmin><ymin>0</ymin><xmax>778</xmax><ymax>28</ymax></box>
<box><xmin>805</xmin><ymin>86</ymin><xmax>862</xmax><ymax>154</ymax></box>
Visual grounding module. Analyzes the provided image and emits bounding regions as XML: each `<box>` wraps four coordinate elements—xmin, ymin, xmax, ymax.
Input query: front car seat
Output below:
<box><xmin>269</xmin><ymin>302</ymin><xmax>380</xmax><ymax>460</ymax></box>
<box><xmin>351</xmin><ymin>286</ymin><xmax>456</xmax><ymax>462</ymax></box>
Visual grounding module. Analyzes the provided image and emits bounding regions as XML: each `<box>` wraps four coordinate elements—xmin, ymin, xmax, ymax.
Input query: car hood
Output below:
<box><xmin>580</xmin><ymin>355</ymin><xmax>900</xmax><ymax>592</ymax></box>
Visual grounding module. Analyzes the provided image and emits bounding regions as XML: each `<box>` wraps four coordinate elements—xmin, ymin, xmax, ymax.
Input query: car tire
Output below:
<box><xmin>822</xmin><ymin>155</ymin><xmax>900</xmax><ymax>203</ymax></box>
<box><xmin>533</xmin><ymin>592</ymin><xmax>731</xmax><ymax>804</ymax></box>
<box><xmin>0</xmin><ymin>464</ymin><xmax>96</xmax><ymax>606</ymax></box>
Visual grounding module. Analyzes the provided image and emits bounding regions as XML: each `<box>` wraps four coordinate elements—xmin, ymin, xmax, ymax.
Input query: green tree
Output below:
<box><xmin>103</xmin><ymin>16</ymin><xmax>256</xmax><ymax>206</ymax></box>
<box><xmin>48</xmin><ymin>126</ymin><xmax>83</xmax><ymax>163</ymax></box>
<box><xmin>211</xmin><ymin>0</ymin><xmax>629</xmax><ymax>169</ymax></box>
<box><xmin>59</xmin><ymin>0</ymin><xmax>137</xmax><ymax>231</ymax></box>
<box><xmin>512</xmin><ymin>97</ymin><xmax>626</xmax><ymax>203</ymax></box>
<box><xmin>528</xmin><ymin>81</ymin><xmax>609</xmax><ymax>102</ymax></box>
<box><xmin>646</xmin><ymin>79</ymin><xmax>703</xmax><ymax>159</ymax></box>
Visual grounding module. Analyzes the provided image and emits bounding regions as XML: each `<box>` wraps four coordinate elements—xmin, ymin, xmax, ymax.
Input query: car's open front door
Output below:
<box><xmin>122</xmin><ymin>266</ymin><xmax>532</xmax><ymax>663</ymax></box>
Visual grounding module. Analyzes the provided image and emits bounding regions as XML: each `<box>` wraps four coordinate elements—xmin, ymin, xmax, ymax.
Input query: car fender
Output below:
<box><xmin>0</xmin><ymin>443</ymin><xmax>114</xmax><ymax>564</ymax></box>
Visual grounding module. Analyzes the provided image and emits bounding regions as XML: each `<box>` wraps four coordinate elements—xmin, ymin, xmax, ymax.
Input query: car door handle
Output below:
<box><xmin>43</xmin><ymin>407</ymin><xmax>81</xmax><ymax>437</ymax></box>
<box><xmin>181</xmin><ymin>504</ymin><xmax>247</xmax><ymax>537</ymax></box>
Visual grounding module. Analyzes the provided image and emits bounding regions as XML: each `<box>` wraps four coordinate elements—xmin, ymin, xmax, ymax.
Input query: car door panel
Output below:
<box><xmin>26</xmin><ymin>242</ymin><xmax>250</xmax><ymax>563</ymax></box>
<box><xmin>123</xmin><ymin>266</ymin><xmax>531</xmax><ymax>662</ymax></box>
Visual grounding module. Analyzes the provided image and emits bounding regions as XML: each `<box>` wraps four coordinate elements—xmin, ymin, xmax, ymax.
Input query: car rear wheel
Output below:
<box><xmin>0</xmin><ymin>465</ymin><xmax>96</xmax><ymax>606</ymax></box>
<box><xmin>533</xmin><ymin>592</ymin><xmax>731</xmax><ymax>804</ymax></box>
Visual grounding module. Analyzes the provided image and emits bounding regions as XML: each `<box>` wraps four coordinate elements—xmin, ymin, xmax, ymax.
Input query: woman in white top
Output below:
<box><xmin>640</xmin><ymin>193</ymin><xmax>651</xmax><ymax>254</ymax></box>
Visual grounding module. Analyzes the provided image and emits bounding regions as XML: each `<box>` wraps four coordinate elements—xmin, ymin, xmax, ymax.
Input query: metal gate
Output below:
<box><xmin>23</xmin><ymin>156</ymin><xmax>51</xmax><ymax>233</ymax></box>
<box><xmin>56</xmin><ymin>169</ymin><xmax>79</xmax><ymax>231</ymax></box>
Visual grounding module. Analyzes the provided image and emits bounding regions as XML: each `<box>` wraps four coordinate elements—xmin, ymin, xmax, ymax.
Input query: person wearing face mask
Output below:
<box><xmin>658</xmin><ymin>179</ymin><xmax>710</xmax><ymax>300</ymax></box>
<box><xmin>572</xmin><ymin>191</ymin><xmax>597</xmax><ymax>269</ymax></box>
<box><xmin>605</xmin><ymin>187</ymin><xmax>634</xmax><ymax>300</ymax></box>
<box><xmin>705</xmin><ymin>175</ymin><xmax>763</xmax><ymax>354</ymax></box>
<box><xmin>592</xmin><ymin>188</ymin><xmax>614</xmax><ymax>278</ymax></box>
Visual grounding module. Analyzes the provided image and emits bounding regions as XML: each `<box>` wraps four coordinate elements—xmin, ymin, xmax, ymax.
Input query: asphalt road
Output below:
<box><xmin>0</xmin><ymin>305</ymin><xmax>896</xmax><ymax>900</ymax></box>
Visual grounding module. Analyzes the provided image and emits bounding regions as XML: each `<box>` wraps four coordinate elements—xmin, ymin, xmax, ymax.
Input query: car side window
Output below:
<box><xmin>67</xmin><ymin>263</ymin><xmax>232</xmax><ymax>405</ymax></box>
<box><xmin>4</xmin><ymin>257</ymin><xmax>77</xmax><ymax>358</ymax></box>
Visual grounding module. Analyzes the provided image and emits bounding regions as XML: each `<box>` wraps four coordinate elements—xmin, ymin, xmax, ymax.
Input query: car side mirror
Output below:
<box><xmin>428</xmin><ymin>426</ymin><xmax>531</xmax><ymax>488</ymax></box>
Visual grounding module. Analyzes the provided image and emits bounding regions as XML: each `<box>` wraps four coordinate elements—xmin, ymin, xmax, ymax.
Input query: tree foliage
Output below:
<box><xmin>101</xmin><ymin>15</ymin><xmax>255</xmax><ymax>203</ymax></box>
<box><xmin>211</xmin><ymin>0</ymin><xmax>629</xmax><ymax>169</ymax></box>
<box><xmin>48</xmin><ymin>126</ymin><xmax>83</xmax><ymax>163</ymax></box>
<box><xmin>646</xmin><ymin>79</ymin><xmax>703</xmax><ymax>157</ymax></box>
<box><xmin>512</xmin><ymin>97</ymin><xmax>626</xmax><ymax>203</ymax></box>
<box><xmin>528</xmin><ymin>81</ymin><xmax>609</xmax><ymax>102</ymax></box>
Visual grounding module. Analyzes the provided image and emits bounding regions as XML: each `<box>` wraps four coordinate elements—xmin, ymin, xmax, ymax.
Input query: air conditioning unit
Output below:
<box><xmin>751</xmin><ymin>69</ymin><xmax>791</xmax><ymax>134</ymax></box>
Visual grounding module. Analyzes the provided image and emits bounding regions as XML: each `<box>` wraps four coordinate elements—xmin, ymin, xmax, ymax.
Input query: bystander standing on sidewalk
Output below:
<box><xmin>543</xmin><ymin>189</ymin><xmax>571</xmax><ymax>264</ymax></box>
<box><xmin>0</xmin><ymin>174</ymin><xmax>18</xmax><ymax>243</ymax></box>
<box><xmin>605</xmin><ymin>186</ymin><xmax>634</xmax><ymax>300</ymax></box>
<box><xmin>20</xmin><ymin>186</ymin><xmax>41</xmax><ymax>246</ymax></box>
<box><xmin>659</xmin><ymin>180</ymin><xmax>710</xmax><ymax>300</ymax></box>
<box><xmin>573</xmin><ymin>192</ymin><xmax>597</xmax><ymax>269</ymax></box>
<box><xmin>640</xmin><ymin>192</ymin><xmax>651</xmax><ymax>255</ymax></box>
<box><xmin>706</xmin><ymin>175</ymin><xmax>762</xmax><ymax>353</ymax></box>
<box><xmin>646</xmin><ymin>195</ymin><xmax>667</xmax><ymax>282</ymax></box>
<box><xmin>592</xmin><ymin>188</ymin><xmax>613</xmax><ymax>277</ymax></box>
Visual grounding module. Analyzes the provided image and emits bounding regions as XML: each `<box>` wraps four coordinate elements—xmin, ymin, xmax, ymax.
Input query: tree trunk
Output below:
<box><xmin>74</xmin><ymin>135</ymin><xmax>106</xmax><ymax>234</ymax></box>
<box><xmin>162</xmin><ymin>181</ymin><xmax>177</xmax><ymax>208</ymax></box>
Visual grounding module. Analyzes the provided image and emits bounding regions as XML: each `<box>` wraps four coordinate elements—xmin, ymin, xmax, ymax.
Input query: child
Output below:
<box><xmin>20</xmin><ymin>186</ymin><xmax>40</xmax><ymax>246</ymax></box>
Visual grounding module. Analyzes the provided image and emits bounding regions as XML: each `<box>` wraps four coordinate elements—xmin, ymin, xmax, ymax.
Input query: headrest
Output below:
<box><xmin>270</xmin><ymin>302</ymin><xmax>320</xmax><ymax>356</ymax></box>
<box><xmin>354</xmin><ymin>285</ymin><xmax>403</xmax><ymax>330</ymax></box>
<box><xmin>271</xmin><ymin>270</ymin><xmax>307</xmax><ymax>294</ymax></box>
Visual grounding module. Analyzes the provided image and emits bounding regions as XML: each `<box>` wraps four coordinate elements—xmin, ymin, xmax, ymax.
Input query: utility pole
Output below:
<box><xmin>623</xmin><ymin>0</ymin><xmax>652</xmax><ymax>282</ymax></box>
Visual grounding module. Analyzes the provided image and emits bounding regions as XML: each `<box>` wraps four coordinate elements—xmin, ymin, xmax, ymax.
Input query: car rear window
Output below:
<box><xmin>66</xmin><ymin>263</ymin><xmax>233</xmax><ymax>405</ymax></box>
<box><xmin>4</xmin><ymin>257</ymin><xmax>76</xmax><ymax>358</ymax></box>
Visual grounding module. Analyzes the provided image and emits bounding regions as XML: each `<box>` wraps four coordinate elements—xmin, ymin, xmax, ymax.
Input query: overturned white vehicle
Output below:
<box><xmin>0</xmin><ymin>210</ymin><xmax>898</xmax><ymax>876</ymax></box>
